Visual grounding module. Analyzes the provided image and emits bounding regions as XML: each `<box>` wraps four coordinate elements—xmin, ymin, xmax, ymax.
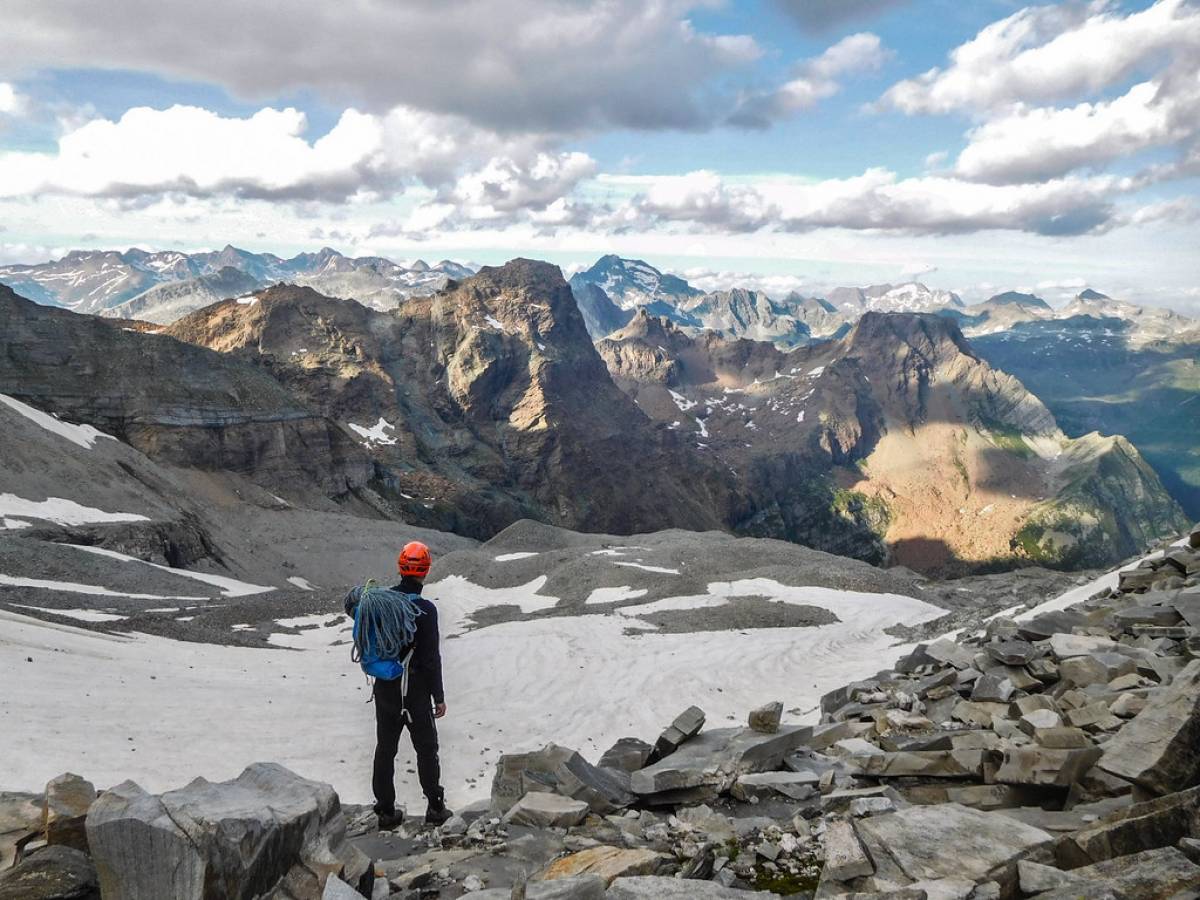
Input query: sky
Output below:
<box><xmin>0</xmin><ymin>0</ymin><xmax>1197</xmax><ymax>311</ymax></box>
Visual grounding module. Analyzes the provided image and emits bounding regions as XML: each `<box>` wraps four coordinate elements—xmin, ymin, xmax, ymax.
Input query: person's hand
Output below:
<box><xmin>434</xmin><ymin>702</ymin><xmax>447</xmax><ymax>719</ymax></box>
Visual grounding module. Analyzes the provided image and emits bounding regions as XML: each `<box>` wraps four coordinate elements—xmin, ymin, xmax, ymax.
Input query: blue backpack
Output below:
<box><xmin>348</xmin><ymin>582</ymin><xmax>424</xmax><ymax>681</ymax></box>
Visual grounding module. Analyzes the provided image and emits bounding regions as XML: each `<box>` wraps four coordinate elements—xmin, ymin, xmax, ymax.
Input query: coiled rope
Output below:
<box><xmin>347</xmin><ymin>579</ymin><xmax>424</xmax><ymax>664</ymax></box>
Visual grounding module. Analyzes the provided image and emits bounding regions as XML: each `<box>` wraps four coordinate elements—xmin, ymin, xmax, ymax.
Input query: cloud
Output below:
<box><xmin>0</xmin><ymin>103</ymin><xmax>560</xmax><ymax>203</ymax></box>
<box><xmin>773</xmin><ymin>0</ymin><xmax>908</xmax><ymax>32</ymax></box>
<box><xmin>616</xmin><ymin>167</ymin><xmax>1137</xmax><ymax>236</ymax></box>
<box><xmin>900</xmin><ymin>261</ymin><xmax>937</xmax><ymax>278</ymax></box>
<box><xmin>443</xmin><ymin>152</ymin><xmax>597</xmax><ymax>217</ymax></box>
<box><xmin>882</xmin><ymin>0</ymin><xmax>1200</xmax><ymax>115</ymax></box>
<box><xmin>0</xmin><ymin>0</ymin><xmax>761</xmax><ymax>134</ymax></box>
<box><xmin>955</xmin><ymin>68</ymin><xmax>1200</xmax><ymax>183</ymax></box>
<box><xmin>730</xmin><ymin>32</ymin><xmax>888</xmax><ymax>126</ymax></box>
<box><xmin>0</xmin><ymin>83</ymin><xmax>26</xmax><ymax>116</ymax></box>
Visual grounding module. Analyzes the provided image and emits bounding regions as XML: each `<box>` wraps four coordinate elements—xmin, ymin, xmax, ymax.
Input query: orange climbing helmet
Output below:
<box><xmin>398</xmin><ymin>541</ymin><xmax>432</xmax><ymax>579</ymax></box>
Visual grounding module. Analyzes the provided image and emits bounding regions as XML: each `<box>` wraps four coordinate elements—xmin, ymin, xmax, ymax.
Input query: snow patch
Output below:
<box><xmin>68</xmin><ymin>545</ymin><xmax>273</xmax><ymax>597</ymax></box>
<box><xmin>13</xmin><ymin>605</ymin><xmax>128</xmax><ymax>623</ymax></box>
<box><xmin>2</xmin><ymin>518</ymin><xmax>31</xmax><ymax>530</ymax></box>
<box><xmin>0</xmin><ymin>394</ymin><xmax>117</xmax><ymax>449</ymax></box>
<box><xmin>348</xmin><ymin>417</ymin><xmax>398</xmax><ymax>447</ymax></box>
<box><xmin>0</xmin><ymin>494</ymin><xmax>148</xmax><ymax>527</ymax></box>
<box><xmin>494</xmin><ymin>552</ymin><xmax>539</xmax><ymax>562</ymax></box>
<box><xmin>584</xmin><ymin>586</ymin><xmax>649</xmax><ymax>606</ymax></box>
<box><xmin>668</xmin><ymin>389</ymin><xmax>696</xmax><ymax>412</ymax></box>
<box><xmin>613</xmin><ymin>562</ymin><xmax>681</xmax><ymax>575</ymax></box>
<box><xmin>287</xmin><ymin>577</ymin><xmax>316</xmax><ymax>591</ymax></box>
<box><xmin>0</xmin><ymin>574</ymin><xmax>204</xmax><ymax>601</ymax></box>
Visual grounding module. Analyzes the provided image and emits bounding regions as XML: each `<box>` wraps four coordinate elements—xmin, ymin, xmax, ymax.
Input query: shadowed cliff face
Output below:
<box><xmin>166</xmin><ymin>260</ymin><xmax>742</xmax><ymax>540</ymax></box>
<box><xmin>0</xmin><ymin>285</ymin><xmax>373</xmax><ymax>498</ymax></box>
<box><xmin>600</xmin><ymin>310</ymin><xmax>1187</xmax><ymax>574</ymax></box>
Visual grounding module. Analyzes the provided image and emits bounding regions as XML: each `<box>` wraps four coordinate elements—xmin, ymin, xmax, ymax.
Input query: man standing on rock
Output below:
<box><xmin>343</xmin><ymin>541</ymin><xmax>452</xmax><ymax>829</ymax></box>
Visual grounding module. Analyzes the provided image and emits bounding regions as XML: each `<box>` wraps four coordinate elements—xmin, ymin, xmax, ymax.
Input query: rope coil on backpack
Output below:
<box><xmin>347</xmin><ymin>579</ymin><xmax>424</xmax><ymax>665</ymax></box>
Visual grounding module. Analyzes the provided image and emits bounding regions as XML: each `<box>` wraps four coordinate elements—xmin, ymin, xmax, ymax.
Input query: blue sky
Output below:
<box><xmin>0</xmin><ymin>0</ymin><xmax>1197</xmax><ymax>311</ymax></box>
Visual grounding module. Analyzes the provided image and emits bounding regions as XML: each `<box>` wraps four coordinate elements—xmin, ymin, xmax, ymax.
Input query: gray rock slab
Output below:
<box><xmin>470</xmin><ymin>874</ymin><xmax>606</xmax><ymax>899</ymax></box>
<box><xmin>994</xmin><ymin>747</ymin><xmax>1101</xmax><ymax>787</ymax></box>
<box><xmin>853</xmin><ymin>803</ymin><xmax>1053</xmax><ymax>884</ymax></box>
<box><xmin>1055</xmin><ymin>784</ymin><xmax>1200</xmax><ymax>868</ymax></box>
<box><xmin>845</xmin><ymin>750</ymin><xmax>992</xmax><ymax>780</ymax></box>
<box><xmin>492</xmin><ymin>744</ymin><xmax>635</xmax><ymax>814</ymax></box>
<box><xmin>630</xmin><ymin>726</ymin><xmax>810</xmax><ymax>797</ymax></box>
<box><xmin>503</xmin><ymin>793</ymin><xmax>590</xmax><ymax>829</ymax></box>
<box><xmin>1098</xmin><ymin>658</ymin><xmax>1200</xmax><ymax>795</ymax></box>
<box><xmin>598</xmin><ymin>739</ymin><xmax>653</xmax><ymax>774</ymax></box>
<box><xmin>608</xmin><ymin>875</ymin><xmax>780</xmax><ymax>898</ymax></box>
<box><xmin>730</xmin><ymin>771</ymin><xmax>817</xmax><ymax>802</ymax></box>
<box><xmin>649</xmin><ymin>706</ymin><xmax>706</xmax><ymax>762</ymax></box>
<box><xmin>1036</xmin><ymin>847</ymin><xmax>1200</xmax><ymax>900</ymax></box>
<box><xmin>822</xmin><ymin>817</ymin><xmax>874</xmax><ymax>882</ymax></box>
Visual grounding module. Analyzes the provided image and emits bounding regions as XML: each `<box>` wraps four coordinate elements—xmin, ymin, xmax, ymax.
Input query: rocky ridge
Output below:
<box><xmin>5</xmin><ymin>524</ymin><xmax>1199</xmax><ymax>899</ymax></box>
<box><xmin>598</xmin><ymin>309</ymin><xmax>1188</xmax><ymax>573</ymax></box>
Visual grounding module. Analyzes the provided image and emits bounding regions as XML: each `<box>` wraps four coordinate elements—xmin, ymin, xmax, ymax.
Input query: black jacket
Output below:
<box><xmin>344</xmin><ymin>576</ymin><xmax>445</xmax><ymax>704</ymax></box>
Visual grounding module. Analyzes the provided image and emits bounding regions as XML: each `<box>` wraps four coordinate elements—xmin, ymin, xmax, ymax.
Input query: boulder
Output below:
<box><xmin>608</xmin><ymin>875</ymin><xmax>780</xmax><ymax>898</ymax></box>
<box><xmin>986</xmin><ymin>640</ymin><xmax>1038</xmax><ymax>666</ymax></box>
<box><xmin>994</xmin><ymin>747</ymin><xmax>1101</xmax><ymax>787</ymax></box>
<box><xmin>730</xmin><ymin>771</ymin><xmax>817</xmax><ymax>802</ymax></box>
<box><xmin>470</xmin><ymin>875</ymin><xmax>606</xmax><ymax>899</ymax></box>
<box><xmin>1016</xmin><ymin>860</ymin><xmax>1087</xmax><ymax>894</ymax></box>
<box><xmin>1097</xmin><ymin>658</ymin><xmax>1200</xmax><ymax>795</ymax></box>
<box><xmin>502</xmin><ymin>793</ymin><xmax>589</xmax><ymax>829</ymax></box>
<box><xmin>647</xmin><ymin>706</ymin><xmax>705</xmax><ymax>763</ymax></box>
<box><xmin>1048</xmin><ymin>634</ymin><xmax>1116</xmax><ymax>659</ymax></box>
<box><xmin>748</xmin><ymin>701</ymin><xmax>783</xmax><ymax>734</ymax></box>
<box><xmin>534</xmin><ymin>847</ymin><xmax>665</xmax><ymax>885</ymax></box>
<box><xmin>1032</xmin><ymin>727</ymin><xmax>1092</xmax><ymax>749</ymax></box>
<box><xmin>0</xmin><ymin>845</ymin><xmax>98</xmax><ymax>900</ymax></box>
<box><xmin>630</xmin><ymin>726</ymin><xmax>810</xmax><ymax>799</ymax></box>
<box><xmin>491</xmin><ymin>744</ymin><xmax>635</xmax><ymax>814</ymax></box>
<box><xmin>821</xmin><ymin>818</ymin><xmax>873</xmax><ymax>882</ymax></box>
<box><xmin>970</xmin><ymin>673</ymin><xmax>1015</xmax><ymax>703</ymax></box>
<box><xmin>853</xmin><ymin>803</ymin><xmax>1053</xmax><ymax>886</ymax></box>
<box><xmin>598</xmin><ymin>739</ymin><xmax>652</xmax><ymax>774</ymax></box>
<box><xmin>1036</xmin><ymin>846</ymin><xmax>1200</xmax><ymax>900</ymax></box>
<box><xmin>85</xmin><ymin>762</ymin><xmax>357</xmax><ymax>900</ymax></box>
<box><xmin>42</xmin><ymin>774</ymin><xmax>96</xmax><ymax>853</ymax></box>
<box><xmin>321</xmin><ymin>875</ymin><xmax>361</xmax><ymax>900</ymax></box>
<box><xmin>845</xmin><ymin>750</ymin><xmax>993</xmax><ymax>780</ymax></box>
<box><xmin>1055</xmin><ymin>784</ymin><xmax>1200</xmax><ymax>867</ymax></box>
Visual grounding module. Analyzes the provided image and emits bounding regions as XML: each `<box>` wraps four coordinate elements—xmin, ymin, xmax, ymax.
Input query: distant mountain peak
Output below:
<box><xmin>1077</xmin><ymin>288</ymin><xmax>1111</xmax><ymax>301</ymax></box>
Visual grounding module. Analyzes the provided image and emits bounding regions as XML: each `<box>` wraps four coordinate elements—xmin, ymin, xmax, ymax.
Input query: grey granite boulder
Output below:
<box><xmin>42</xmin><ymin>774</ymin><xmax>96</xmax><ymax>854</ymax></box>
<box><xmin>1098</xmin><ymin>658</ymin><xmax>1200</xmax><ymax>795</ymax></box>
<box><xmin>630</xmin><ymin>726</ymin><xmax>811</xmax><ymax>799</ymax></box>
<box><xmin>85</xmin><ymin>762</ymin><xmax>358</xmax><ymax>900</ymax></box>
<box><xmin>748</xmin><ymin>701</ymin><xmax>783</xmax><ymax>734</ymax></box>
<box><xmin>470</xmin><ymin>875</ymin><xmax>606</xmax><ymax>899</ymax></box>
<box><xmin>994</xmin><ymin>747</ymin><xmax>1101</xmax><ymax>787</ymax></box>
<box><xmin>491</xmin><ymin>744</ymin><xmax>635</xmax><ymax>814</ymax></box>
<box><xmin>1035</xmin><ymin>847</ymin><xmax>1200</xmax><ymax>900</ymax></box>
<box><xmin>1056</xmin><ymin>784</ymin><xmax>1200</xmax><ymax>867</ymax></box>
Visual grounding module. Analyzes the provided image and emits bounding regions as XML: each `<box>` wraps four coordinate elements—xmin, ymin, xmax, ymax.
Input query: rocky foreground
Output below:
<box><xmin>3</xmin><ymin>525</ymin><xmax>1200</xmax><ymax>900</ymax></box>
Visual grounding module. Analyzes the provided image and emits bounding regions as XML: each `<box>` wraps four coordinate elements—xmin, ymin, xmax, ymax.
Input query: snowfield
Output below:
<box><xmin>0</xmin><ymin>570</ymin><xmax>949</xmax><ymax>811</ymax></box>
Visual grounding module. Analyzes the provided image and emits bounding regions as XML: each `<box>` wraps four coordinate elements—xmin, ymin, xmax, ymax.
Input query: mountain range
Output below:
<box><xmin>1</xmin><ymin>252</ymin><xmax>1192</xmax><ymax>575</ymax></box>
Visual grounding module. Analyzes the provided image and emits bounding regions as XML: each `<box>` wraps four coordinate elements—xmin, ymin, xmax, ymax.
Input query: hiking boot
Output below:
<box><xmin>424</xmin><ymin>790</ymin><xmax>452</xmax><ymax>826</ymax></box>
<box><xmin>373</xmin><ymin>806</ymin><xmax>404</xmax><ymax>831</ymax></box>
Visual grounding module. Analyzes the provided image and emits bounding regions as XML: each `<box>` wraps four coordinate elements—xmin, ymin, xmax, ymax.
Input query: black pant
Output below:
<box><xmin>372</xmin><ymin>678</ymin><xmax>442</xmax><ymax>812</ymax></box>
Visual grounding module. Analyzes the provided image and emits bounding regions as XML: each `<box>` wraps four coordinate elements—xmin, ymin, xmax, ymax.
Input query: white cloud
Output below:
<box><xmin>617</xmin><ymin>167</ymin><xmax>1137</xmax><ymax>236</ymax></box>
<box><xmin>444</xmin><ymin>152</ymin><xmax>597</xmax><ymax>218</ymax></box>
<box><xmin>0</xmin><ymin>0</ymin><xmax>760</xmax><ymax>134</ymax></box>
<box><xmin>0</xmin><ymin>83</ymin><xmax>25</xmax><ymax>116</ymax></box>
<box><xmin>900</xmin><ymin>261</ymin><xmax>937</xmax><ymax>278</ymax></box>
<box><xmin>0</xmin><ymin>103</ymin><xmax>562</xmax><ymax>204</ymax></box>
<box><xmin>883</xmin><ymin>0</ymin><xmax>1200</xmax><ymax>115</ymax></box>
<box><xmin>730</xmin><ymin>33</ymin><xmax>888</xmax><ymax>126</ymax></box>
<box><xmin>955</xmin><ymin>70</ymin><xmax>1200</xmax><ymax>183</ymax></box>
<box><xmin>681</xmin><ymin>267</ymin><xmax>813</xmax><ymax>297</ymax></box>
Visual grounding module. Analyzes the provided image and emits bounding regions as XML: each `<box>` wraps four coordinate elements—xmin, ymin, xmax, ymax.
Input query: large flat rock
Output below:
<box><xmin>854</xmin><ymin>803</ymin><xmax>1053</xmax><ymax>885</ymax></box>
<box><xmin>1098</xmin><ymin>658</ymin><xmax>1200</xmax><ymax>795</ymax></box>
<box><xmin>607</xmin><ymin>875</ymin><xmax>780</xmax><ymax>898</ymax></box>
<box><xmin>630</xmin><ymin>726</ymin><xmax>811</xmax><ymax>797</ymax></box>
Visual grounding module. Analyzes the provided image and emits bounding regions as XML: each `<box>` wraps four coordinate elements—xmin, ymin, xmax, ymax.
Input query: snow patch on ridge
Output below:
<box><xmin>0</xmin><ymin>394</ymin><xmax>117</xmax><ymax>449</ymax></box>
<box><xmin>348</xmin><ymin>417</ymin><xmax>398</xmax><ymax>447</ymax></box>
<box><xmin>0</xmin><ymin>494</ymin><xmax>148</xmax><ymax>526</ymax></box>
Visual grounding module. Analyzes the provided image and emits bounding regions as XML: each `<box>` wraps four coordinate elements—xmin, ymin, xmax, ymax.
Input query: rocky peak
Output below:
<box><xmin>986</xmin><ymin>290</ymin><xmax>1051</xmax><ymax>310</ymax></box>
